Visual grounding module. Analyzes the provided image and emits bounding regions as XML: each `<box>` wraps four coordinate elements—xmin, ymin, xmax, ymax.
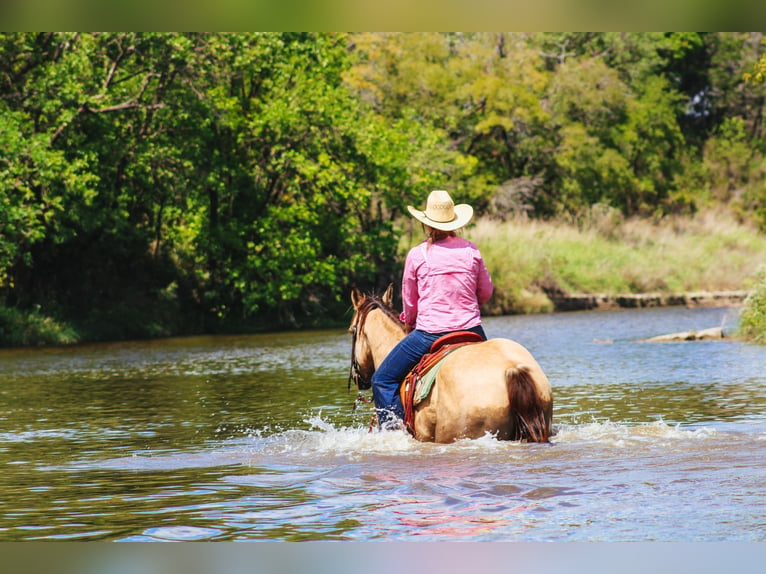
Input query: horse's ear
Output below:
<box><xmin>382</xmin><ymin>283</ymin><xmax>394</xmax><ymax>307</ymax></box>
<box><xmin>351</xmin><ymin>287</ymin><xmax>364</xmax><ymax>310</ymax></box>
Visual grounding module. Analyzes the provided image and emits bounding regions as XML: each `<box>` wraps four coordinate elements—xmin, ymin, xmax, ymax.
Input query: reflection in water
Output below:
<box><xmin>0</xmin><ymin>306</ymin><xmax>764</xmax><ymax>541</ymax></box>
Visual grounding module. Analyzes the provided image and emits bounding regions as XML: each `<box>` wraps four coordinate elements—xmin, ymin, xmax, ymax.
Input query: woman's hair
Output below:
<box><xmin>425</xmin><ymin>225</ymin><xmax>456</xmax><ymax>245</ymax></box>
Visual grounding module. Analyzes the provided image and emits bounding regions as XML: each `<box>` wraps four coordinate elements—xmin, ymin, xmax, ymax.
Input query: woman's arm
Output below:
<box><xmin>475</xmin><ymin>254</ymin><xmax>494</xmax><ymax>305</ymax></box>
<box><xmin>400</xmin><ymin>249</ymin><xmax>420</xmax><ymax>329</ymax></box>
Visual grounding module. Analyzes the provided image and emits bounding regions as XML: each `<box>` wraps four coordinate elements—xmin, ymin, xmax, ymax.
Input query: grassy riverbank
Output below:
<box><xmin>456</xmin><ymin>207</ymin><xmax>766</xmax><ymax>316</ymax></box>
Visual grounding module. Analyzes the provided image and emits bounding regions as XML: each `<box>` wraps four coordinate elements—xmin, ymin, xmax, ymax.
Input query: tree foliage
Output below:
<box><xmin>1</xmin><ymin>32</ymin><xmax>765</xmax><ymax>342</ymax></box>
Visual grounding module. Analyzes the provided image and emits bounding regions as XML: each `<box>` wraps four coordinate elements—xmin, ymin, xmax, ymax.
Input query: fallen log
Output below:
<box><xmin>643</xmin><ymin>327</ymin><xmax>725</xmax><ymax>342</ymax></box>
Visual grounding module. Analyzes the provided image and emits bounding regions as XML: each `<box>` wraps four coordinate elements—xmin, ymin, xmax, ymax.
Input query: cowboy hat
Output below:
<box><xmin>406</xmin><ymin>190</ymin><xmax>473</xmax><ymax>231</ymax></box>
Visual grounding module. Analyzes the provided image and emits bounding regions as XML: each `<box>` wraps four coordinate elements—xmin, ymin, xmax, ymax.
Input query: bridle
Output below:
<box><xmin>348</xmin><ymin>296</ymin><xmax>380</xmax><ymax>392</ymax></box>
<box><xmin>348</xmin><ymin>292</ymin><xmax>407</xmax><ymax>421</ymax></box>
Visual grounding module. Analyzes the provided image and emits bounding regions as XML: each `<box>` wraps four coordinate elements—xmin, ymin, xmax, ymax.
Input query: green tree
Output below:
<box><xmin>2</xmin><ymin>32</ymin><xmax>766</xmax><ymax>344</ymax></box>
<box><xmin>691</xmin><ymin>33</ymin><xmax>766</xmax><ymax>151</ymax></box>
<box><xmin>0</xmin><ymin>32</ymin><xmax>437</xmax><ymax>336</ymax></box>
<box><xmin>346</xmin><ymin>32</ymin><xmax>553</xmax><ymax>212</ymax></box>
<box><xmin>744</xmin><ymin>43</ymin><xmax>766</xmax><ymax>84</ymax></box>
<box><xmin>0</xmin><ymin>33</ymin><xmax>98</xmax><ymax>300</ymax></box>
<box><xmin>615</xmin><ymin>75</ymin><xmax>686</xmax><ymax>214</ymax></box>
<box><xmin>182</xmin><ymin>33</ymin><xmax>438</xmax><ymax>326</ymax></box>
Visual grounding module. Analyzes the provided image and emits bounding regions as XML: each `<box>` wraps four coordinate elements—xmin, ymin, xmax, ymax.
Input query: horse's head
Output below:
<box><xmin>348</xmin><ymin>284</ymin><xmax>395</xmax><ymax>391</ymax></box>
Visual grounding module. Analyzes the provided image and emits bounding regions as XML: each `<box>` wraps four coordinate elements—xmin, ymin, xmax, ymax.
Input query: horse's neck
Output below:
<box><xmin>367</xmin><ymin>310</ymin><xmax>406</xmax><ymax>369</ymax></box>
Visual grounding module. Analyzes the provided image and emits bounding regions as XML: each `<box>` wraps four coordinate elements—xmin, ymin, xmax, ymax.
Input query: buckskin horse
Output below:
<box><xmin>349</xmin><ymin>285</ymin><xmax>553</xmax><ymax>443</ymax></box>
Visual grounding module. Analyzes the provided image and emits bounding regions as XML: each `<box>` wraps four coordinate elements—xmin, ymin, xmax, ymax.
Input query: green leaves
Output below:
<box><xmin>1</xmin><ymin>32</ymin><xmax>765</xmax><ymax>339</ymax></box>
<box><xmin>739</xmin><ymin>267</ymin><xmax>766</xmax><ymax>344</ymax></box>
<box><xmin>0</xmin><ymin>101</ymin><xmax>98</xmax><ymax>287</ymax></box>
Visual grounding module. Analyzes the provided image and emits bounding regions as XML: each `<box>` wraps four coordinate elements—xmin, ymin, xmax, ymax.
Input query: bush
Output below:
<box><xmin>0</xmin><ymin>305</ymin><xmax>80</xmax><ymax>347</ymax></box>
<box><xmin>738</xmin><ymin>267</ymin><xmax>766</xmax><ymax>344</ymax></box>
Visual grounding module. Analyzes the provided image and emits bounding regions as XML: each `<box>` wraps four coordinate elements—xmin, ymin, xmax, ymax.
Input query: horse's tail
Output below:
<box><xmin>506</xmin><ymin>364</ymin><xmax>550</xmax><ymax>443</ymax></box>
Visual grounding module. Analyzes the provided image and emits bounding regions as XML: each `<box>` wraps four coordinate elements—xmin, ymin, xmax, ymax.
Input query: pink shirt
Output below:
<box><xmin>400</xmin><ymin>236</ymin><xmax>493</xmax><ymax>333</ymax></box>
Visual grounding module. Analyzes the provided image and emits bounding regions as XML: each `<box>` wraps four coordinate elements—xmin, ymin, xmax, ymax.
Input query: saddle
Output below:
<box><xmin>399</xmin><ymin>331</ymin><xmax>484</xmax><ymax>435</ymax></box>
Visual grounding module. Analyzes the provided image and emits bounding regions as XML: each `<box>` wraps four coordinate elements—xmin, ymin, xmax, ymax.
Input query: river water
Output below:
<box><xmin>0</xmin><ymin>306</ymin><xmax>764</xmax><ymax>543</ymax></box>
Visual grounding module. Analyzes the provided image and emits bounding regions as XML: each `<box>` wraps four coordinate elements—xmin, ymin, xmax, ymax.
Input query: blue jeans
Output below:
<box><xmin>371</xmin><ymin>325</ymin><xmax>487</xmax><ymax>428</ymax></box>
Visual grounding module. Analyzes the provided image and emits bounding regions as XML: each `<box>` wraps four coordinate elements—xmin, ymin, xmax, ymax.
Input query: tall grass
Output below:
<box><xmin>402</xmin><ymin>207</ymin><xmax>766</xmax><ymax>315</ymax></box>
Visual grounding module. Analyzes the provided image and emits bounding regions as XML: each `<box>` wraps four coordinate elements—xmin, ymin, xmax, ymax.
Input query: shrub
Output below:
<box><xmin>738</xmin><ymin>267</ymin><xmax>766</xmax><ymax>344</ymax></box>
<box><xmin>0</xmin><ymin>306</ymin><xmax>80</xmax><ymax>347</ymax></box>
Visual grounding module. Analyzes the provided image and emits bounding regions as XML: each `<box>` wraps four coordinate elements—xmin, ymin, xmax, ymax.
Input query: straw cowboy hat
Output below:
<box><xmin>407</xmin><ymin>190</ymin><xmax>474</xmax><ymax>231</ymax></box>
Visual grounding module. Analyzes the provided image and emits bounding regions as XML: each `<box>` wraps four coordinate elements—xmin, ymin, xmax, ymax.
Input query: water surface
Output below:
<box><xmin>0</xmin><ymin>306</ymin><xmax>763</xmax><ymax>541</ymax></box>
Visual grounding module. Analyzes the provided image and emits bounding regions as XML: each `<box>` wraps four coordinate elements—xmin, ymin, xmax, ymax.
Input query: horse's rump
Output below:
<box><xmin>414</xmin><ymin>339</ymin><xmax>552</xmax><ymax>443</ymax></box>
<box><xmin>348</xmin><ymin>288</ymin><xmax>552</xmax><ymax>444</ymax></box>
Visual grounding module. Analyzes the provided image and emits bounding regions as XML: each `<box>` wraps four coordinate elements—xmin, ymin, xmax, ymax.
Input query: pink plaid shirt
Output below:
<box><xmin>400</xmin><ymin>236</ymin><xmax>493</xmax><ymax>333</ymax></box>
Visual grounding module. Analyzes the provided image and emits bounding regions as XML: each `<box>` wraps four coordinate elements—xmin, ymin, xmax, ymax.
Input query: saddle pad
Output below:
<box><xmin>412</xmin><ymin>355</ymin><xmax>449</xmax><ymax>405</ymax></box>
<box><xmin>400</xmin><ymin>343</ymin><xmax>464</xmax><ymax>410</ymax></box>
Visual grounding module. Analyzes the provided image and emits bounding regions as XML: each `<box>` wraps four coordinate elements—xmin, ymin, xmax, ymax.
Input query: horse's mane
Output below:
<box><xmin>359</xmin><ymin>293</ymin><xmax>405</xmax><ymax>329</ymax></box>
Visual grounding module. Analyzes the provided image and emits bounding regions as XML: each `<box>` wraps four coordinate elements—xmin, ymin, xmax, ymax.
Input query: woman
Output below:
<box><xmin>372</xmin><ymin>189</ymin><xmax>494</xmax><ymax>428</ymax></box>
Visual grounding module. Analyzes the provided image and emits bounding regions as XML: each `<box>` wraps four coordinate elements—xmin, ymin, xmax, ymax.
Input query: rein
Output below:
<box><xmin>348</xmin><ymin>294</ymin><xmax>405</xmax><ymax>393</ymax></box>
<box><xmin>348</xmin><ymin>297</ymin><xmax>379</xmax><ymax>392</ymax></box>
